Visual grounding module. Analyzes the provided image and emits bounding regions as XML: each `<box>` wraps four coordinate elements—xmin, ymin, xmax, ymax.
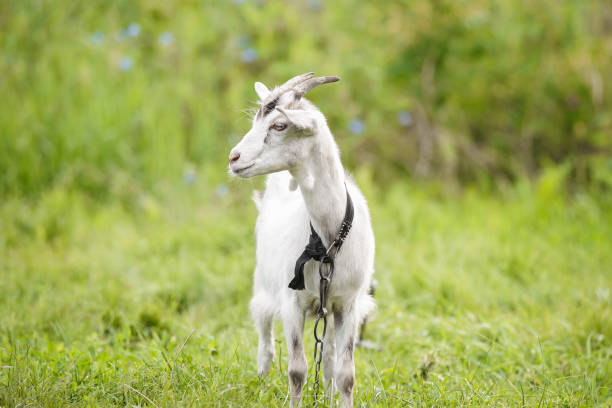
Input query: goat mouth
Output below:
<box><xmin>232</xmin><ymin>163</ymin><xmax>255</xmax><ymax>174</ymax></box>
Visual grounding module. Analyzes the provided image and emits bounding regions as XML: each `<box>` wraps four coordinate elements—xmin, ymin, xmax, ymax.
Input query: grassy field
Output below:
<box><xmin>2</xmin><ymin>1</ymin><xmax>611</xmax><ymax>406</ymax></box>
<box><xmin>1</xmin><ymin>172</ymin><xmax>611</xmax><ymax>407</ymax></box>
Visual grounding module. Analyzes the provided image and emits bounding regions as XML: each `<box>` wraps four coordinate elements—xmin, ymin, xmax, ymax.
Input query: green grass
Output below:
<box><xmin>1</xmin><ymin>175</ymin><xmax>611</xmax><ymax>407</ymax></box>
<box><xmin>3</xmin><ymin>2</ymin><xmax>611</xmax><ymax>406</ymax></box>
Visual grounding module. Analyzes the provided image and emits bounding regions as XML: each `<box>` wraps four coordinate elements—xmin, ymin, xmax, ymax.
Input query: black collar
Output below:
<box><xmin>288</xmin><ymin>187</ymin><xmax>354</xmax><ymax>291</ymax></box>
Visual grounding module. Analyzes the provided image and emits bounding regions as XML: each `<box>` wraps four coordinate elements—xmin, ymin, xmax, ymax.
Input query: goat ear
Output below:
<box><xmin>254</xmin><ymin>82</ymin><xmax>271</xmax><ymax>100</ymax></box>
<box><xmin>276</xmin><ymin>107</ymin><xmax>316</xmax><ymax>130</ymax></box>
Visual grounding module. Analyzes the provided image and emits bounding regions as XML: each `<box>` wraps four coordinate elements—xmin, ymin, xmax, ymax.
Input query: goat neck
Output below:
<box><xmin>290</xmin><ymin>124</ymin><xmax>347</xmax><ymax>246</ymax></box>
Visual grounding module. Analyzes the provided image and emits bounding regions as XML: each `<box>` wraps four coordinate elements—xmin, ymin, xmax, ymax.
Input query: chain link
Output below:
<box><xmin>311</xmin><ymin>257</ymin><xmax>334</xmax><ymax>406</ymax></box>
<box><xmin>312</xmin><ymin>314</ymin><xmax>326</xmax><ymax>405</ymax></box>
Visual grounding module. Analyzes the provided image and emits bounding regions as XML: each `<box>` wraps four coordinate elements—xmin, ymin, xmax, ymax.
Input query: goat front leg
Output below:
<box><xmin>334</xmin><ymin>305</ymin><xmax>359</xmax><ymax>408</ymax></box>
<box><xmin>250</xmin><ymin>292</ymin><xmax>275</xmax><ymax>376</ymax></box>
<box><xmin>253</xmin><ymin>311</ymin><xmax>274</xmax><ymax>376</ymax></box>
<box><xmin>282</xmin><ymin>297</ymin><xmax>307</xmax><ymax>408</ymax></box>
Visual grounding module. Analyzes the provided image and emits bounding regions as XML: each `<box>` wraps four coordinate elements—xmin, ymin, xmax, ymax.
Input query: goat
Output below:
<box><xmin>229</xmin><ymin>73</ymin><xmax>375</xmax><ymax>408</ymax></box>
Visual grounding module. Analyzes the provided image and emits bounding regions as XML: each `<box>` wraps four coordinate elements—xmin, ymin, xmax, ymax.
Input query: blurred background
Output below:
<box><xmin>2</xmin><ymin>0</ymin><xmax>611</xmax><ymax>198</ymax></box>
<box><xmin>1</xmin><ymin>1</ymin><xmax>612</xmax><ymax>406</ymax></box>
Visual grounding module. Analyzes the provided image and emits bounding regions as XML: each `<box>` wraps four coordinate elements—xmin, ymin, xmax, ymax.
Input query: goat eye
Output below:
<box><xmin>270</xmin><ymin>123</ymin><xmax>287</xmax><ymax>132</ymax></box>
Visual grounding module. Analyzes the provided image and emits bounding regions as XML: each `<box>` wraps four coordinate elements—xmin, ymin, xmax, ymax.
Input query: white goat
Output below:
<box><xmin>229</xmin><ymin>73</ymin><xmax>375</xmax><ymax>408</ymax></box>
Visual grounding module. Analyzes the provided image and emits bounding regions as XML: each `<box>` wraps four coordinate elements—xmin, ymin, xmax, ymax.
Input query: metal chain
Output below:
<box><xmin>312</xmin><ymin>252</ymin><xmax>335</xmax><ymax>406</ymax></box>
<box><xmin>312</xmin><ymin>314</ymin><xmax>326</xmax><ymax>405</ymax></box>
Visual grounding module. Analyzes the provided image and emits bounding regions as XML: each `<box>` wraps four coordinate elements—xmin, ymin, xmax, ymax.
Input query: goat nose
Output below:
<box><xmin>229</xmin><ymin>151</ymin><xmax>240</xmax><ymax>164</ymax></box>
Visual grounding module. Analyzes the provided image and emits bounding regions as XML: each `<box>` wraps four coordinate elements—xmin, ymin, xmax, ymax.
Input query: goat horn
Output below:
<box><xmin>259</xmin><ymin>72</ymin><xmax>314</xmax><ymax>107</ymax></box>
<box><xmin>293</xmin><ymin>76</ymin><xmax>340</xmax><ymax>98</ymax></box>
<box><xmin>280</xmin><ymin>72</ymin><xmax>315</xmax><ymax>90</ymax></box>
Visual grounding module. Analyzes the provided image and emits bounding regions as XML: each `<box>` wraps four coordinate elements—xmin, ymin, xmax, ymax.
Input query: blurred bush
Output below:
<box><xmin>1</xmin><ymin>0</ymin><xmax>610</xmax><ymax>197</ymax></box>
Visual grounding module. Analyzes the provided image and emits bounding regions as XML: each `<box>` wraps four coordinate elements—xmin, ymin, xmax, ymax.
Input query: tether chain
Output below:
<box><xmin>312</xmin><ymin>254</ymin><xmax>334</xmax><ymax>405</ymax></box>
<box><xmin>311</xmin><ymin>213</ymin><xmax>352</xmax><ymax>406</ymax></box>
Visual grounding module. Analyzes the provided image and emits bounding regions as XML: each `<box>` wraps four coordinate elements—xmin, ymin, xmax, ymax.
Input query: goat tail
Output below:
<box><xmin>356</xmin><ymin>288</ymin><xmax>376</xmax><ymax>324</ymax></box>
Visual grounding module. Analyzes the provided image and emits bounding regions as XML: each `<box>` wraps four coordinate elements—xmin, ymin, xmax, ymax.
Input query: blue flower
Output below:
<box><xmin>397</xmin><ymin>110</ymin><xmax>413</xmax><ymax>127</ymax></box>
<box><xmin>158</xmin><ymin>31</ymin><xmax>175</xmax><ymax>46</ymax></box>
<box><xmin>183</xmin><ymin>169</ymin><xmax>197</xmax><ymax>185</ymax></box>
<box><xmin>126</xmin><ymin>22</ymin><xmax>141</xmax><ymax>38</ymax></box>
<box><xmin>90</xmin><ymin>32</ymin><xmax>105</xmax><ymax>45</ymax></box>
<box><xmin>216</xmin><ymin>183</ymin><xmax>229</xmax><ymax>197</ymax></box>
<box><xmin>119</xmin><ymin>56</ymin><xmax>133</xmax><ymax>72</ymax></box>
<box><xmin>241</xmin><ymin>48</ymin><xmax>258</xmax><ymax>63</ymax></box>
<box><xmin>307</xmin><ymin>0</ymin><xmax>323</xmax><ymax>11</ymax></box>
<box><xmin>348</xmin><ymin>119</ymin><xmax>365</xmax><ymax>135</ymax></box>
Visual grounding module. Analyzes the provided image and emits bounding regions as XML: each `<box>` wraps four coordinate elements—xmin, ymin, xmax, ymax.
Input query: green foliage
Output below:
<box><xmin>1</xmin><ymin>181</ymin><xmax>611</xmax><ymax>406</ymax></box>
<box><xmin>1</xmin><ymin>0</ymin><xmax>611</xmax><ymax>197</ymax></box>
<box><xmin>1</xmin><ymin>1</ymin><xmax>610</xmax><ymax>406</ymax></box>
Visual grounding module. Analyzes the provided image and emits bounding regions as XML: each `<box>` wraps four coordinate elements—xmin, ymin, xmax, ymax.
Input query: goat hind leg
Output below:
<box><xmin>322</xmin><ymin>314</ymin><xmax>337</xmax><ymax>398</ymax></box>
